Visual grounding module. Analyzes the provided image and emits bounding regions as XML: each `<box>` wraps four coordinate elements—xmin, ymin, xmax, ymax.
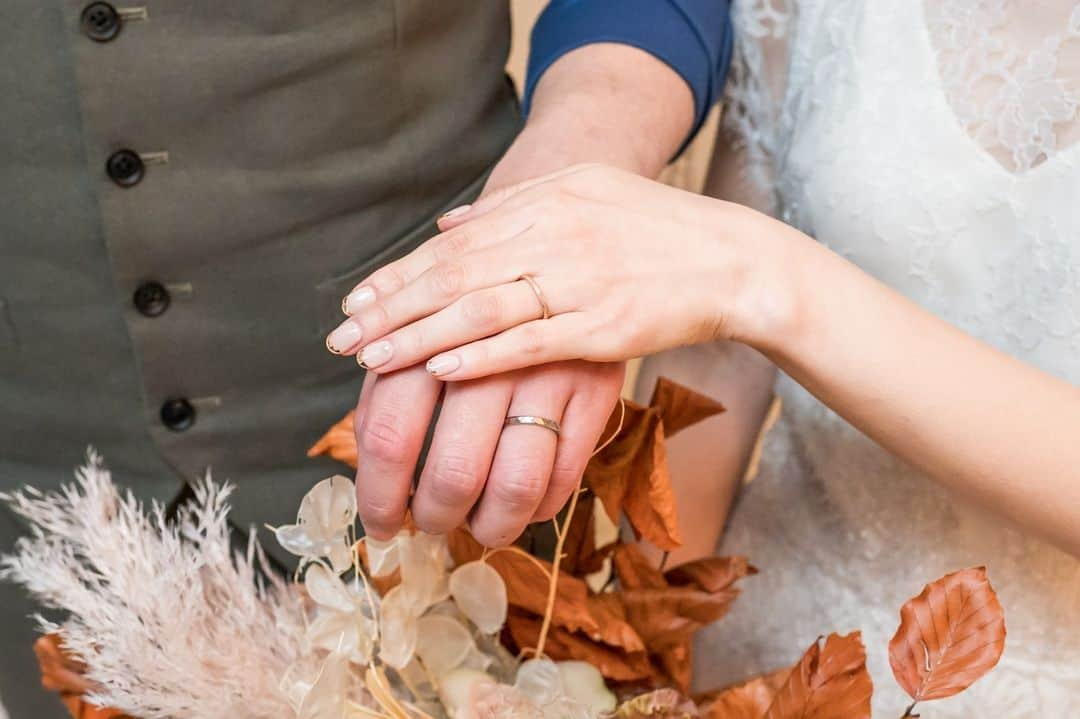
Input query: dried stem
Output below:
<box><xmin>365</xmin><ymin>666</ymin><xmax>413</xmax><ymax>719</ymax></box>
<box><xmin>901</xmin><ymin>701</ymin><xmax>920</xmax><ymax>718</ymax></box>
<box><xmin>534</xmin><ymin>398</ymin><xmax>626</xmax><ymax>658</ymax></box>
<box><xmin>483</xmin><ymin>545</ymin><xmax>553</xmax><ymax>577</ymax></box>
<box><xmin>348</xmin><ymin>700</ymin><xmax>394</xmax><ymax>719</ymax></box>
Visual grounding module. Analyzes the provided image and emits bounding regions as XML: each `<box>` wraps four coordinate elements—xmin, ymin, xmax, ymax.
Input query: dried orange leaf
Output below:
<box><xmin>665</xmin><ymin>556</ymin><xmax>758</xmax><ymax>594</ymax></box>
<box><xmin>764</xmin><ymin>632</ymin><xmax>872</xmax><ymax>719</ymax></box>
<box><xmin>888</xmin><ymin>566</ymin><xmax>1006</xmax><ymax>702</ymax></box>
<box><xmin>697</xmin><ymin>667</ymin><xmax>791</xmax><ymax>719</ymax></box>
<box><xmin>507</xmin><ymin>611</ymin><xmax>655</xmax><ymax>683</ymax></box>
<box><xmin>448</xmin><ymin>528</ymin><xmax>600</xmax><ymax>638</ymax></box>
<box><xmin>656</xmin><ymin>639</ymin><xmax>694</xmax><ymax>694</ymax></box>
<box><xmin>307</xmin><ymin>410</ymin><xmax>359</xmax><ymax>469</ymax></box>
<box><xmin>620</xmin><ymin>418</ymin><xmax>681</xmax><ymax>551</ymax></box>
<box><xmin>586</xmin><ymin>592</ymin><xmax>646</xmax><ymax>653</ymax></box>
<box><xmin>606</xmin><ymin>544</ymin><xmax>754</xmax><ymax>691</ymax></box>
<box><xmin>585</xmin><ymin>399</ymin><xmax>654</xmax><ymax>523</ymax></box>
<box><xmin>560</xmin><ymin>493</ymin><xmax>606</xmax><ymax>577</ymax></box>
<box><xmin>586</xmin><ymin>405</ymin><xmax>682</xmax><ymax>550</ymax></box>
<box><xmin>585</xmin><ymin>378</ymin><xmax>721</xmax><ymax>551</ymax></box>
<box><xmin>34</xmin><ymin>634</ymin><xmax>94</xmax><ymax>695</ymax></box>
<box><xmin>612</xmin><ymin>543</ymin><xmax>668</xmax><ymax>590</ymax></box>
<box><xmin>33</xmin><ymin>635</ymin><xmax>131</xmax><ymax>719</ymax></box>
<box><xmin>650</xmin><ymin>377</ymin><xmax>726</xmax><ymax>437</ymax></box>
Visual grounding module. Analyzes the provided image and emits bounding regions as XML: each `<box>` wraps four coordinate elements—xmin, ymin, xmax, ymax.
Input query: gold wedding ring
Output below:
<box><xmin>519</xmin><ymin>274</ymin><xmax>551</xmax><ymax>320</ymax></box>
<box><xmin>504</xmin><ymin>415</ymin><xmax>561</xmax><ymax>436</ymax></box>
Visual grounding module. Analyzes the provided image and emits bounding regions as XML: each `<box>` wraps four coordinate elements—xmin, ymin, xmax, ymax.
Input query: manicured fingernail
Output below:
<box><xmin>342</xmin><ymin>286</ymin><xmax>376</xmax><ymax>315</ymax></box>
<box><xmin>359</xmin><ymin>341</ymin><xmax>393</xmax><ymax>368</ymax></box>
<box><xmin>439</xmin><ymin>204</ymin><xmax>472</xmax><ymax>221</ymax></box>
<box><xmin>426</xmin><ymin>354</ymin><xmax>461</xmax><ymax>377</ymax></box>
<box><xmin>326</xmin><ymin>320</ymin><xmax>363</xmax><ymax>354</ymax></box>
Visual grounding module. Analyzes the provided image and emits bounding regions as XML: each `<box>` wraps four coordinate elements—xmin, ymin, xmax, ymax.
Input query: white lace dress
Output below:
<box><xmin>696</xmin><ymin>2</ymin><xmax>1080</xmax><ymax>716</ymax></box>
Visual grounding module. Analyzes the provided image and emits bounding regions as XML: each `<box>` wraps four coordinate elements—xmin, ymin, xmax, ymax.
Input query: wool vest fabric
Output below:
<box><xmin>0</xmin><ymin>2</ymin><xmax>519</xmax><ymax>712</ymax></box>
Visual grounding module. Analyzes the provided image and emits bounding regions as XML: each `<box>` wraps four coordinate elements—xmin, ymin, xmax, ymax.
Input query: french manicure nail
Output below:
<box><xmin>342</xmin><ymin>286</ymin><xmax>376</xmax><ymax>315</ymax></box>
<box><xmin>439</xmin><ymin>204</ymin><xmax>472</xmax><ymax>221</ymax></box>
<box><xmin>360</xmin><ymin>341</ymin><xmax>393</xmax><ymax>368</ymax></box>
<box><xmin>326</xmin><ymin>320</ymin><xmax>363</xmax><ymax>354</ymax></box>
<box><xmin>426</xmin><ymin>354</ymin><xmax>461</xmax><ymax>376</ymax></box>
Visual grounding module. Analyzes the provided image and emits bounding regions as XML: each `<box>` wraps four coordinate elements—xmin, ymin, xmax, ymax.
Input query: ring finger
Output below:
<box><xmin>468</xmin><ymin>376</ymin><xmax>572</xmax><ymax>547</ymax></box>
<box><xmin>328</xmin><ymin>238</ymin><xmax>544</xmax><ymax>355</ymax></box>
<box><xmin>355</xmin><ymin>279</ymin><xmax>553</xmax><ymax>374</ymax></box>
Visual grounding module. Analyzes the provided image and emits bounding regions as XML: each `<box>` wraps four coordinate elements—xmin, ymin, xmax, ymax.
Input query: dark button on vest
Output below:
<box><xmin>133</xmin><ymin>282</ymin><xmax>170</xmax><ymax>317</ymax></box>
<box><xmin>81</xmin><ymin>3</ymin><xmax>122</xmax><ymax>43</ymax></box>
<box><xmin>160</xmin><ymin>398</ymin><xmax>196</xmax><ymax>432</ymax></box>
<box><xmin>106</xmin><ymin>149</ymin><xmax>144</xmax><ymax>187</ymax></box>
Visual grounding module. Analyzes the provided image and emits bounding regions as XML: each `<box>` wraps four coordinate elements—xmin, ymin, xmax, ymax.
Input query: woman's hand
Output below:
<box><xmin>326</xmin><ymin>164</ymin><xmax>798</xmax><ymax>380</ymax></box>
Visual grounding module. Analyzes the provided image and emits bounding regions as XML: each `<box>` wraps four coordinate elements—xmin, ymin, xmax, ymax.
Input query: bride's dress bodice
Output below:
<box><xmin>697</xmin><ymin>2</ymin><xmax>1080</xmax><ymax>715</ymax></box>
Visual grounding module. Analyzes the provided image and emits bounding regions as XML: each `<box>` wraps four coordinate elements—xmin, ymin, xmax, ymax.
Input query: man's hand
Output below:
<box><xmin>347</xmin><ymin>43</ymin><xmax>692</xmax><ymax>545</ymax></box>
<box><xmin>354</xmin><ymin>361</ymin><xmax>623</xmax><ymax>546</ymax></box>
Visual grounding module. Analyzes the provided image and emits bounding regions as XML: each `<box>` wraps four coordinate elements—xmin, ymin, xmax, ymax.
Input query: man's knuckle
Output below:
<box><xmin>359</xmin><ymin>497</ymin><xmax>400</xmax><ymax>528</ymax></box>
<box><xmin>491</xmin><ymin>468</ymin><xmax>547</xmax><ymax>507</ymax></box>
<box><xmin>358</xmin><ymin>414</ymin><xmax>409</xmax><ymax>464</ymax></box>
<box><xmin>428</xmin><ymin>454</ymin><xmax>483</xmax><ymax>505</ymax></box>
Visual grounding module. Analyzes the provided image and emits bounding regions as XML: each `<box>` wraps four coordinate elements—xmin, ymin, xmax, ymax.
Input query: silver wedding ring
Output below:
<box><xmin>504</xmin><ymin>415</ymin><xmax>561</xmax><ymax>436</ymax></box>
<box><xmin>519</xmin><ymin>274</ymin><xmax>551</xmax><ymax>320</ymax></box>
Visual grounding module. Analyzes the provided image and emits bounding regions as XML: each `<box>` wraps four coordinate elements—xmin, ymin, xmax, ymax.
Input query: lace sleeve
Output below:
<box><xmin>706</xmin><ymin>0</ymin><xmax>795</xmax><ymax>216</ymax></box>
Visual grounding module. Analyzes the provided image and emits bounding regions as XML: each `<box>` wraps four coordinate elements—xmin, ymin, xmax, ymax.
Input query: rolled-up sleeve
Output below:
<box><xmin>524</xmin><ymin>0</ymin><xmax>734</xmax><ymax>154</ymax></box>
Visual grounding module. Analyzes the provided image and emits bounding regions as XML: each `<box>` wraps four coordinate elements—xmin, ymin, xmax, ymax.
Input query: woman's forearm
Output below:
<box><xmin>750</xmin><ymin>222</ymin><xmax>1080</xmax><ymax>553</ymax></box>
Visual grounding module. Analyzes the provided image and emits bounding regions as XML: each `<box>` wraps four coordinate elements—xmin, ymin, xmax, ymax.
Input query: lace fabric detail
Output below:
<box><xmin>705</xmin><ymin>2</ymin><xmax>1080</xmax><ymax>716</ymax></box>
<box><xmin>927</xmin><ymin>1</ymin><xmax>1080</xmax><ymax>173</ymax></box>
<box><xmin>725</xmin><ymin>1</ymin><xmax>1080</xmax><ymax>179</ymax></box>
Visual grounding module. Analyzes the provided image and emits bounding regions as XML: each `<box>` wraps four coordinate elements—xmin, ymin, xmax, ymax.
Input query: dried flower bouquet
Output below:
<box><xmin>2</xmin><ymin>379</ymin><xmax>1007</xmax><ymax>719</ymax></box>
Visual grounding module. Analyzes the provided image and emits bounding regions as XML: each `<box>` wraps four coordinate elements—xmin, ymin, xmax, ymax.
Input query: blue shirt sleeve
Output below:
<box><xmin>524</xmin><ymin>0</ymin><xmax>734</xmax><ymax>156</ymax></box>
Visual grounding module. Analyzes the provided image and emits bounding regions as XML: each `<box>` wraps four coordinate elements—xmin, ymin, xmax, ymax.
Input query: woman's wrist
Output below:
<box><xmin>711</xmin><ymin>203</ymin><xmax>816</xmax><ymax>354</ymax></box>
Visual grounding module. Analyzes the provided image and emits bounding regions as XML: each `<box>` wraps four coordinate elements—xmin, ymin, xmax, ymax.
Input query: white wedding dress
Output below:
<box><xmin>695</xmin><ymin>1</ymin><xmax>1080</xmax><ymax>716</ymax></box>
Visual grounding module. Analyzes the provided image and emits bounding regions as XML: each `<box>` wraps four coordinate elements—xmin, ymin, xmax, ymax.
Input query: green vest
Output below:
<box><xmin>0</xmin><ymin>0</ymin><xmax>520</xmax><ymax>534</ymax></box>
